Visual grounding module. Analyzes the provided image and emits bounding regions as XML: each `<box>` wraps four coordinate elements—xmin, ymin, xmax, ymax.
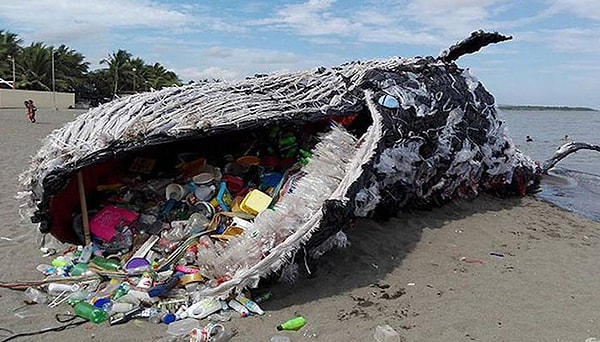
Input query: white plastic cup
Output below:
<box><xmin>165</xmin><ymin>183</ymin><xmax>185</xmax><ymax>200</ymax></box>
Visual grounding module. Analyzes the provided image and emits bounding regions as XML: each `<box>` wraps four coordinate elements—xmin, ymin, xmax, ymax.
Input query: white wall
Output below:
<box><xmin>0</xmin><ymin>89</ymin><xmax>74</xmax><ymax>109</ymax></box>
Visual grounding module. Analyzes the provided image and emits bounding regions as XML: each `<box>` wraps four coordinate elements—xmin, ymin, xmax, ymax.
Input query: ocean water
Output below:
<box><xmin>499</xmin><ymin>109</ymin><xmax>600</xmax><ymax>222</ymax></box>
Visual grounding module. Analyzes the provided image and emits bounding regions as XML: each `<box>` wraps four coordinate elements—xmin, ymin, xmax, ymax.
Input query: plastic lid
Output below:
<box><xmin>193</xmin><ymin>172</ymin><xmax>215</xmax><ymax>185</ymax></box>
<box><xmin>236</xmin><ymin>155</ymin><xmax>261</xmax><ymax>166</ymax></box>
<box><xmin>162</xmin><ymin>312</ymin><xmax>176</xmax><ymax>324</ymax></box>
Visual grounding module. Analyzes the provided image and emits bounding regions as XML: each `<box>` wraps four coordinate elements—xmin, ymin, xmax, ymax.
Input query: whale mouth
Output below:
<box><xmin>36</xmin><ymin>90</ymin><xmax>381</xmax><ymax>295</ymax></box>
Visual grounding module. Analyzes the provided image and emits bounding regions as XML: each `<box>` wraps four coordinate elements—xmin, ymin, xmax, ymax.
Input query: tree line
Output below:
<box><xmin>0</xmin><ymin>30</ymin><xmax>182</xmax><ymax>106</ymax></box>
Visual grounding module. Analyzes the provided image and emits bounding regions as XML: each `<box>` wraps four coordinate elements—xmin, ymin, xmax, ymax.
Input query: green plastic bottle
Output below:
<box><xmin>276</xmin><ymin>316</ymin><xmax>306</xmax><ymax>331</ymax></box>
<box><xmin>91</xmin><ymin>257</ymin><xmax>121</xmax><ymax>271</ymax></box>
<box><xmin>73</xmin><ymin>301</ymin><xmax>108</xmax><ymax>323</ymax></box>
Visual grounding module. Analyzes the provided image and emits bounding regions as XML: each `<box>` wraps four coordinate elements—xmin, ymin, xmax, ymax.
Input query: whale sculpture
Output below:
<box><xmin>18</xmin><ymin>31</ymin><xmax>599</xmax><ymax>296</ymax></box>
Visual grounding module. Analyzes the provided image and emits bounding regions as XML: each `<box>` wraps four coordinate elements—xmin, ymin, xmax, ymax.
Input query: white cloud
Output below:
<box><xmin>177</xmin><ymin>66</ymin><xmax>240</xmax><ymax>81</ymax></box>
<box><xmin>402</xmin><ymin>0</ymin><xmax>498</xmax><ymax>36</ymax></box>
<box><xmin>252</xmin><ymin>0</ymin><xmax>513</xmax><ymax>47</ymax></box>
<box><xmin>518</xmin><ymin>28</ymin><xmax>600</xmax><ymax>54</ymax></box>
<box><xmin>256</xmin><ymin>0</ymin><xmax>357</xmax><ymax>36</ymax></box>
<box><xmin>547</xmin><ymin>0</ymin><xmax>600</xmax><ymax>20</ymax></box>
<box><xmin>201</xmin><ymin>47</ymin><xmax>301</xmax><ymax>65</ymax></box>
<box><xmin>0</xmin><ymin>0</ymin><xmax>240</xmax><ymax>45</ymax></box>
<box><xmin>177</xmin><ymin>47</ymin><xmax>310</xmax><ymax>81</ymax></box>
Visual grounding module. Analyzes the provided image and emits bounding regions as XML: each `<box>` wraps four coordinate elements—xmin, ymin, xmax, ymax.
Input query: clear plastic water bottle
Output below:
<box><xmin>78</xmin><ymin>243</ymin><xmax>93</xmax><ymax>263</ymax></box>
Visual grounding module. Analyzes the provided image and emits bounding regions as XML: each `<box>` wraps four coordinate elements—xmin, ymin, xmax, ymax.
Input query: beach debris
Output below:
<box><xmin>490</xmin><ymin>252</ymin><xmax>505</xmax><ymax>258</ymax></box>
<box><xmin>23</xmin><ymin>287</ymin><xmax>47</xmax><ymax>304</ymax></box>
<box><xmin>460</xmin><ymin>257</ymin><xmax>485</xmax><ymax>264</ymax></box>
<box><xmin>189</xmin><ymin>322</ymin><xmax>237</xmax><ymax>342</ymax></box>
<box><xmin>277</xmin><ymin>316</ymin><xmax>307</xmax><ymax>331</ymax></box>
<box><xmin>374</xmin><ymin>324</ymin><xmax>401</xmax><ymax>342</ymax></box>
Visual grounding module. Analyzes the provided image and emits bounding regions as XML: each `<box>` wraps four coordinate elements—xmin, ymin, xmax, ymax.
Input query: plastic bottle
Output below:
<box><xmin>252</xmin><ymin>291</ymin><xmax>272</xmax><ymax>304</ymax></box>
<box><xmin>70</xmin><ymin>262</ymin><xmax>91</xmax><ymax>276</ymax></box>
<box><xmin>36</xmin><ymin>263</ymin><xmax>55</xmax><ymax>275</ymax></box>
<box><xmin>184</xmin><ymin>212</ymin><xmax>208</xmax><ymax>235</ymax></box>
<box><xmin>23</xmin><ymin>287</ymin><xmax>47</xmax><ymax>304</ymax></box>
<box><xmin>68</xmin><ymin>289</ymin><xmax>91</xmax><ymax>301</ymax></box>
<box><xmin>73</xmin><ymin>301</ymin><xmax>108</xmax><ymax>323</ymax></box>
<box><xmin>234</xmin><ymin>293</ymin><xmax>265</xmax><ymax>315</ymax></box>
<box><xmin>149</xmin><ymin>309</ymin><xmax>167</xmax><ymax>324</ymax></box>
<box><xmin>227</xmin><ymin>299</ymin><xmax>250</xmax><ymax>318</ymax></box>
<box><xmin>112</xmin><ymin>282</ymin><xmax>130</xmax><ymax>300</ymax></box>
<box><xmin>277</xmin><ymin>316</ymin><xmax>306</xmax><ymax>331</ymax></box>
<box><xmin>47</xmin><ymin>283</ymin><xmax>80</xmax><ymax>295</ymax></box>
<box><xmin>91</xmin><ymin>257</ymin><xmax>121</xmax><ymax>271</ymax></box>
<box><xmin>78</xmin><ymin>243</ymin><xmax>94</xmax><ymax>263</ymax></box>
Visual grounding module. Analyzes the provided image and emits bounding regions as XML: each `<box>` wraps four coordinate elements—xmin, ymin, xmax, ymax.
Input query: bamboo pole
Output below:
<box><xmin>76</xmin><ymin>171</ymin><xmax>91</xmax><ymax>245</ymax></box>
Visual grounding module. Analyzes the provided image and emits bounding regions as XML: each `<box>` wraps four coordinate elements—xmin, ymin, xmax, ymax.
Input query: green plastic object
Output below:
<box><xmin>70</xmin><ymin>263</ymin><xmax>90</xmax><ymax>276</ymax></box>
<box><xmin>74</xmin><ymin>301</ymin><xmax>108</xmax><ymax>323</ymax></box>
<box><xmin>91</xmin><ymin>257</ymin><xmax>121</xmax><ymax>271</ymax></box>
<box><xmin>276</xmin><ymin>316</ymin><xmax>306</xmax><ymax>331</ymax></box>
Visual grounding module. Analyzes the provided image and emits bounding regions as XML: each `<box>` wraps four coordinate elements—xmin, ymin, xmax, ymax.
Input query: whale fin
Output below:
<box><xmin>541</xmin><ymin>142</ymin><xmax>600</xmax><ymax>174</ymax></box>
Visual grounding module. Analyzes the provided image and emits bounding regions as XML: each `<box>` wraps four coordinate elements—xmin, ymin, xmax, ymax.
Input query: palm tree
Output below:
<box><xmin>145</xmin><ymin>62</ymin><xmax>181</xmax><ymax>90</ymax></box>
<box><xmin>53</xmin><ymin>44</ymin><xmax>89</xmax><ymax>93</ymax></box>
<box><xmin>18</xmin><ymin>42</ymin><xmax>52</xmax><ymax>90</ymax></box>
<box><xmin>100</xmin><ymin>49</ymin><xmax>132</xmax><ymax>97</ymax></box>
<box><xmin>0</xmin><ymin>30</ymin><xmax>23</xmax><ymax>84</ymax></box>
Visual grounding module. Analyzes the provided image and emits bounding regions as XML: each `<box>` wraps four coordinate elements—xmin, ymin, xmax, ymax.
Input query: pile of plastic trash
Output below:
<box><xmin>21</xmin><ymin>124</ymin><xmax>320</xmax><ymax>340</ymax></box>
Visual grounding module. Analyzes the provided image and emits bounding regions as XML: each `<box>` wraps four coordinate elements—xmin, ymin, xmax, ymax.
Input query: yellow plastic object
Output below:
<box><xmin>240</xmin><ymin>189</ymin><xmax>272</xmax><ymax>215</ymax></box>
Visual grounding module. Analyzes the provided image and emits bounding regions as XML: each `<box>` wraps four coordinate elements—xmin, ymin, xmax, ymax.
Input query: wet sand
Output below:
<box><xmin>1</xmin><ymin>108</ymin><xmax>600</xmax><ymax>341</ymax></box>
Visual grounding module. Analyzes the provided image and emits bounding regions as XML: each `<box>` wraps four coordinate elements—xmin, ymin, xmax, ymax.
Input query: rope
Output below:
<box><xmin>0</xmin><ymin>314</ymin><xmax>87</xmax><ymax>342</ymax></box>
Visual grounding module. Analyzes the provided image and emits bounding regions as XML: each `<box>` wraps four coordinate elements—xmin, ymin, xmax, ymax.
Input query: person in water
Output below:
<box><xmin>563</xmin><ymin>134</ymin><xmax>569</xmax><ymax>141</ymax></box>
<box><xmin>526</xmin><ymin>135</ymin><xmax>533</xmax><ymax>142</ymax></box>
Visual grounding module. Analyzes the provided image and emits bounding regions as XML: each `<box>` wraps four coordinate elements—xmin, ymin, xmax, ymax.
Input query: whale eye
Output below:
<box><xmin>377</xmin><ymin>94</ymin><xmax>400</xmax><ymax>109</ymax></box>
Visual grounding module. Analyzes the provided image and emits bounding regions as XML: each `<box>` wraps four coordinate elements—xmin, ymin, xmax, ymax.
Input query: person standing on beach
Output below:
<box><xmin>25</xmin><ymin>99</ymin><xmax>37</xmax><ymax>123</ymax></box>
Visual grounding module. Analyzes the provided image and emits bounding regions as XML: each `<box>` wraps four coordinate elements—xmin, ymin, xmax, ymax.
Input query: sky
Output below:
<box><xmin>1</xmin><ymin>0</ymin><xmax>599</xmax><ymax>109</ymax></box>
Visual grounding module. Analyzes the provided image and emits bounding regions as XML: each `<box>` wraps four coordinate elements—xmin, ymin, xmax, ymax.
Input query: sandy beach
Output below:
<box><xmin>1</xmin><ymin>108</ymin><xmax>600</xmax><ymax>342</ymax></box>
